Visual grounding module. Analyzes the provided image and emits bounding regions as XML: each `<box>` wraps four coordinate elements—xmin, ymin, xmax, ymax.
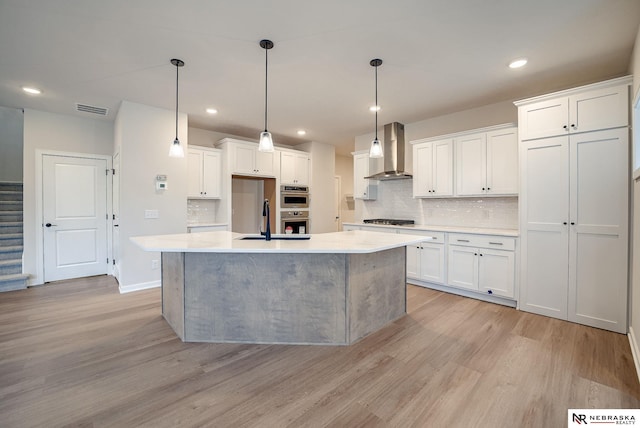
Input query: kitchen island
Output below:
<box><xmin>131</xmin><ymin>230</ymin><xmax>426</xmax><ymax>345</ymax></box>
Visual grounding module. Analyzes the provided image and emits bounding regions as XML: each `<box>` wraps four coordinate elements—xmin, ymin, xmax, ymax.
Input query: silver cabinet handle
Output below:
<box><xmin>488</xmin><ymin>242</ymin><xmax>503</xmax><ymax>245</ymax></box>
<box><xmin>457</xmin><ymin>239</ymin><xmax>470</xmax><ymax>242</ymax></box>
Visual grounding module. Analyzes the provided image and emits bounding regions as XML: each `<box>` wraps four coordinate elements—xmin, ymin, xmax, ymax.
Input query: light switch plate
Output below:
<box><xmin>144</xmin><ymin>209</ymin><xmax>159</xmax><ymax>219</ymax></box>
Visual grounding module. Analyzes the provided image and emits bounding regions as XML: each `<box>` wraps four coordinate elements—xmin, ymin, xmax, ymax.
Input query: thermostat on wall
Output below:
<box><xmin>156</xmin><ymin>174</ymin><xmax>168</xmax><ymax>190</ymax></box>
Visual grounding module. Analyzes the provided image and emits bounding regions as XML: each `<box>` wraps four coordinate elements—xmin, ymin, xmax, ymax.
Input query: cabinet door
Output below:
<box><xmin>519</xmin><ymin>136</ymin><xmax>569</xmax><ymax>319</ymax></box>
<box><xmin>406</xmin><ymin>244</ymin><xmax>420</xmax><ymax>280</ymax></box>
<box><xmin>432</xmin><ymin>140</ymin><xmax>453</xmax><ymax>196</ymax></box>
<box><xmin>280</xmin><ymin>152</ymin><xmax>296</xmax><ymax>184</ymax></box>
<box><xmin>187</xmin><ymin>149</ymin><xmax>203</xmax><ymax>198</ymax></box>
<box><xmin>233</xmin><ymin>144</ymin><xmax>256</xmax><ymax>175</ymax></box>
<box><xmin>447</xmin><ymin>245</ymin><xmax>477</xmax><ymax>290</ymax></box>
<box><xmin>413</xmin><ymin>143</ymin><xmax>433</xmax><ymax>197</ymax></box>
<box><xmin>294</xmin><ymin>154</ymin><xmax>310</xmax><ymax>185</ymax></box>
<box><xmin>419</xmin><ymin>242</ymin><xmax>445</xmax><ymax>284</ymax></box>
<box><xmin>255</xmin><ymin>150</ymin><xmax>276</xmax><ymax>176</ymax></box>
<box><xmin>570</xmin><ymin>85</ymin><xmax>628</xmax><ymax>134</ymax></box>
<box><xmin>353</xmin><ymin>154</ymin><xmax>376</xmax><ymax>200</ymax></box>
<box><xmin>202</xmin><ymin>151</ymin><xmax>221</xmax><ymax>198</ymax></box>
<box><xmin>518</xmin><ymin>97</ymin><xmax>569</xmax><ymax>140</ymax></box>
<box><xmin>455</xmin><ymin>133</ymin><xmax>486</xmax><ymax>196</ymax></box>
<box><xmin>568</xmin><ymin>128</ymin><xmax>628</xmax><ymax>333</ymax></box>
<box><xmin>478</xmin><ymin>248</ymin><xmax>514</xmax><ymax>298</ymax></box>
<box><xmin>486</xmin><ymin>128</ymin><xmax>518</xmax><ymax>195</ymax></box>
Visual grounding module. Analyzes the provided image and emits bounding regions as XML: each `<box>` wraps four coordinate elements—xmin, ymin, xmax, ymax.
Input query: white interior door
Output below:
<box><xmin>334</xmin><ymin>176</ymin><xmax>341</xmax><ymax>231</ymax></box>
<box><xmin>112</xmin><ymin>152</ymin><xmax>120</xmax><ymax>282</ymax></box>
<box><xmin>43</xmin><ymin>155</ymin><xmax>108</xmax><ymax>282</ymax></box>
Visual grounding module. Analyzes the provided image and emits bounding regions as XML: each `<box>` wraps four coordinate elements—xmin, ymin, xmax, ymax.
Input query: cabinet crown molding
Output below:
<box><xmin>410</xmin><ymin>123</ymin><xmax>516</xmax><ymax>145</ymax></box>
<box><xmin>513</xmin><ymin>75</ymin><xmax>632</xmax><ymax>107</ymax></box>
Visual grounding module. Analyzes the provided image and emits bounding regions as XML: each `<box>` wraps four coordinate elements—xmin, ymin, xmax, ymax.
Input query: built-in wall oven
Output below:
<box><xmin>280</xmin><ymin>185</ymin><xmax>310</xmax><ymax>209</ymax></box>
<box><xmin>281</xmin><ymin>211</ymin><xmax>309</xmax><ymax>234</ymax></box>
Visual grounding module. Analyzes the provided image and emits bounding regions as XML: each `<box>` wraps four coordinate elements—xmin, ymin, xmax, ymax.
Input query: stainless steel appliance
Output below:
<box><xmin>280</xmin><ymin>185</ymin><xmax>310</xmax><ymax>209</ymax></box>
<box><xmin>363</xmin><ymin>219</ymin><xmax>415</xmax><ymax>226</ymax></box>
<box><xmin>364</xmin><ymin>122</ymin><xmax>413</xmax><ymax>180</ymax></box>
<box><xmin>281</xmin><ymin>211</ymin><xmax>309</xmax><ymax>234</ymax></box>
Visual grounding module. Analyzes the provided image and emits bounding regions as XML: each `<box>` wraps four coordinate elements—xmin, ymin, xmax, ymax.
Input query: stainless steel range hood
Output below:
<box><xmin>365</xmin><ymin>122</ymin><xmax>413</xmax><ymax>180</ymax></box>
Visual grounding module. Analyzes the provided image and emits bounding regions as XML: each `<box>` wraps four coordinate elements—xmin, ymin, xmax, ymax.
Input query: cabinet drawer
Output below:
<box><xmin>398</xmin><ymin>229</ymin><xmax>445</xmax><ymax>243</ymax></box>
<box><xmin>448</xmin><ymin>233</ymin><xmax>515</xmax><ymax>251</ymax></box>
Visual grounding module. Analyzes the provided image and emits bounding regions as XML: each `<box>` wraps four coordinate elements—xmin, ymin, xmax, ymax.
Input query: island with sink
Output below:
<box><xmin>131</xmin><ymin>230</ymin><xmax>426</xmax><ymax>345</ymax></box>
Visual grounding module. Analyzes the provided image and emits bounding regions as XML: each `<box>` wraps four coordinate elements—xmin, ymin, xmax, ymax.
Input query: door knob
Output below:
<box><xmin>45</xmin><ymin>223</ymin><xmax>56</xmax><ymax>227</ymax></box>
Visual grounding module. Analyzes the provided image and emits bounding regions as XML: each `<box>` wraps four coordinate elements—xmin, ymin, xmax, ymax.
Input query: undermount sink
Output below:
<box><xmin>237</xmin><ymin>234</ymin><xmax>311</xmax><ymax>241</ymax></box>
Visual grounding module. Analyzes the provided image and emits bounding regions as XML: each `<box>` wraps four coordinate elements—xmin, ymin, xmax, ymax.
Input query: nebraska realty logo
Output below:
<box><xmin>569</xmin><ymin>409</ymin><xmax>639</xmax><ymax>425</ymax></box>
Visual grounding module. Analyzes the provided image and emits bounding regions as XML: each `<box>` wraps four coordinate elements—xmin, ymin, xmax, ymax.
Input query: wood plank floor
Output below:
<box><xmin>1</xmin><ymin>276</ymin><xmax>638</xmax><ymax>427</ymax></box>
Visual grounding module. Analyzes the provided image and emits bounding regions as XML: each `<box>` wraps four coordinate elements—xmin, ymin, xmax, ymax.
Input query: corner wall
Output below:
<box><xmin>116</xmin><ymin>101</ymin><xmax>188</xmax><ymax>292</ymax></box>
<box><xmin>0</xmin><ymin>106</ymin><xmax>23</xmax><ymax>182</ymax></box>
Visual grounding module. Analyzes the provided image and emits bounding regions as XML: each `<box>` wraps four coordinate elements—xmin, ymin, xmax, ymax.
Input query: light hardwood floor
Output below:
<box><xmin>0</xmin><ymin>276</ymin><xmax>638</xmax><ymax>427</ymax></box>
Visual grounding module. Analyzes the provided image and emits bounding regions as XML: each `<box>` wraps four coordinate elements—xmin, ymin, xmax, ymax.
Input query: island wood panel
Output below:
<box><xmin>182</xmin><ymin>252</ymin><xmax>348</xmax><ymax>344</ymax></box>
<box><xmin>347</xmin><ymin>247</ymin><xmax>406</xmax><ymax>342</ymax></box>
<box><xmin>161</xmin><ymin>252</ymin><xmax>185</xmax><ymax>339</ymax></box>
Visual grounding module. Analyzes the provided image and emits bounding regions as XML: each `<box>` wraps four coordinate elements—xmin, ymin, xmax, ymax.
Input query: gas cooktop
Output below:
<box><xmin>363</xmin><ymin>219</ymin><xmax>415</xmax><ymax>226</ymax></box>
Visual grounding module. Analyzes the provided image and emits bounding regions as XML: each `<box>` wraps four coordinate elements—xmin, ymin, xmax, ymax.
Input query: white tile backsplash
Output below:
<box><xmin>357</xmin><ymin>179</ymin><xmax>518</xmax><ymax>229</ymax></box>
<box><xmin>187</xmin><ymin>199</ymin><xmax>218</xmax><ymax>225</ymax></box>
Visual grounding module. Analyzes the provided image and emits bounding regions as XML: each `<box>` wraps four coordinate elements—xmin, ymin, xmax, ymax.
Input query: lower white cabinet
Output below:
<box><xmin>399</xmin><ymin>230</ymin><xmax>446</xmax><ymax>284</ymax></box>
<box><xmin>447</xmin><ymin>233</ymin><xmax>515</xmax><ymax>299</ymax></box>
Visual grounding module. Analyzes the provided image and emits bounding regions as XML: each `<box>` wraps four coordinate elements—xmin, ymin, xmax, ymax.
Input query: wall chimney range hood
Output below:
<box><xmin>365</xmin><ymin>122</ymin><xmax>413</xmax><ymax>180</ymax></box>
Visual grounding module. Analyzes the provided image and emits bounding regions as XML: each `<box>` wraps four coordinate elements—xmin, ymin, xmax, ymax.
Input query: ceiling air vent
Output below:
<box><xmin>76</xmin><ymin>103</ymin><xmax>108</xmax><ymax>116</ymax></box>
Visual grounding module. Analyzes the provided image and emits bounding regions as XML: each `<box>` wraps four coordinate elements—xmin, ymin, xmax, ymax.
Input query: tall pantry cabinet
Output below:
<box><xmin>515</xmin><ymin>76</ymin><xmax>631</xmax><ymax>333</ymax></box>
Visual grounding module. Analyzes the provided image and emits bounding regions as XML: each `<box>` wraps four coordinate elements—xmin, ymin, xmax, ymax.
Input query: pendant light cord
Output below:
<box><xmin>175</xmin><ymin>62</ymin><xmax>179</xmax><ymax>140</ymax></box>
<box><xmin>264</xmin><ymin>46</ymin><xmax>268</xmax><ymax>132</ymax></box>
<box><xmin>374</xmin><ymin>64</ymin><xmax>378</xmax><ymax>140</ymax></box>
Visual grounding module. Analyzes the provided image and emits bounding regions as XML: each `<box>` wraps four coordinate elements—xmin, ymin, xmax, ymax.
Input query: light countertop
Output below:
<box><xmin>343</xmin><ymin>222</ymin><xmax>519</xmax><ymax>237</ymax></box>
<box><xmin>131</xmin><ymin>230</ymin><xmax>428</xmax><ymax>254</ymax></box>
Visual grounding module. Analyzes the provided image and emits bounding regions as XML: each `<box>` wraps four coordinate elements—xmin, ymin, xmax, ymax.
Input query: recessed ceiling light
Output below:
<box><xmin>205</xmin><ymin>108</ymin><xmax>218</xmax><ymax>114</ymax></box>
<box><xmin>369</xmin><ymin>105</ymin><xmax>380</xmax><ymax>112</ymax></box>
<box><xmin>509</xmin><ymin>58</ymin><xmax>528</xmax><ymax>69</ymax></box>
<box><xmin>297</xmin><ymin>130</ymin><xmax>306</xmax><ymax>136</ymax></box>
<box><xmin>22</xmin><ymin>86</ymin><xmax>42</xmax><ymax>95</ymax></box>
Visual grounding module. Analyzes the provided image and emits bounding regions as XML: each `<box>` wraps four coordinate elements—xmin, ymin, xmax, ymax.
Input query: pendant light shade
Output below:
<box><xmin>258</xmin><ymin>39</ymin><xmax>275</xmax><ymax>152</ymax></box>
<box><xmin>169</xmin><ymin>58</ymin><xmax>185</xmax><ymax>158</ymax></box>
<box><xmin>369</xmin><ymin>58</ymin><xmax>383</xmax><ymax>158</ymax></box>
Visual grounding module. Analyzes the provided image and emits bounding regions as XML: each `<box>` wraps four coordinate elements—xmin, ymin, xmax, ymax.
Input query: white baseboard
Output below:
<box><xmin>119</xmin><ymin>280</ymin><xmax>160</xmax><ymax>294</ymax></box>
<box><xmin>629</xmin><ymin>327</ymin><xmax>640</xmax><ymax>384</ymax></box>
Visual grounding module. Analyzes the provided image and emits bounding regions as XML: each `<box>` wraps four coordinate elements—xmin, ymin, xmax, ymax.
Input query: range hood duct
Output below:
<box><xmin>365</xmin><ymin>122</ymin><xmax>413</xmax><ymax>180</ymax></box>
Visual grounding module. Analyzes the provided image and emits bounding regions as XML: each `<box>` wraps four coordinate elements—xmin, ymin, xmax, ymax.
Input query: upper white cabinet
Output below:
<box><xmin>455</xmin><ymin>126</ymin><xmax>518</xmax><ymax>196</ymax></box>
<box><xmin>353</xmin><ymin>152</ymin><xmax>377</xmax><ymax>200</ymax></box>
<box><xmin>227</xmin><ymin>141</ymin><xmax>277</xmax><ymax>177</ymax></box>
<box><xmin>412</xmin><ymin>138</ymin><xmax>453</xmax><ymax>198</ymax></box>
<box><xmin>516</xmin><ymin>77</ymin><xmax>629</xmax><ymax>141</ymax></box>
<box><xmin>280</xmin><ymin>151</ymin><xmax>310</xmax><ymax>185</ymax></box>
<box><xmin>187</xmin><ymin>147</ymin><xmax>221</xmax><ymax>199</ymax></box>
<box><xmin>516</xmin><ymin>76</ymin><xmax>631</xmax><ymax>333</ymax></box>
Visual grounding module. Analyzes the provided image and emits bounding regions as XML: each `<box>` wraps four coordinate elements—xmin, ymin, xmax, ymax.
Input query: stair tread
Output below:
<box><xmin>0</xmin><ymin>222</ymin><xmax>22</xmax><ymax>227</ymax></box>
<box><xmin>0</xmin><ymin>233</ymin><xmax>22</xmax><ymax>239</ymax></box>
<box><xmin>0</xmin><ymin>259</ymin><xmax>21</xmax><ymax>266</ymax></box>
<box><xmin>0</xmin><ymin>273</ymin><xmax>29</xmax><ymax>281</ymax></box>
<box><xmin>0</xmin><ymin>245</ymin><xmax>23</xmax><ymax>252</ymax></box>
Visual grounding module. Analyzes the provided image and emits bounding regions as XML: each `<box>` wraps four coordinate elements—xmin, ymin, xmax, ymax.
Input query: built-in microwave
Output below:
<box><xmin>280</xmin><ymin>185</ymin><xmax>309</xmax><ymax>209</ymax></box>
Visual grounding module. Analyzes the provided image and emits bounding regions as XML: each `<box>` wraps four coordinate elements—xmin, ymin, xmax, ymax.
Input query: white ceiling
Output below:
<box><xmin>1</xmin><ymin>0</ymin><xmax>639</xmax><ymax>155</ymax></box>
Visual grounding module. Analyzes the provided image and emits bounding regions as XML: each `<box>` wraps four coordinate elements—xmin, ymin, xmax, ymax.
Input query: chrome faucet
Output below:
<box><xmin>260</xmin><ymin>199</ymin><xmax>271</xmax><ymax>241</ymax></box>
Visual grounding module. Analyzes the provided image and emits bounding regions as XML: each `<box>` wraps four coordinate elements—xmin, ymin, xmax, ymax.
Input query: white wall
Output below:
<box><xmin>629</xmin><ymin>22</ymin><xmax>640</xmax><ymax>371</ymax></box>
<box><xmin>23</xmin><ymin>109</ymin><xmax>113</xmax><ymax>284</ymax></box>
<box><xmin>297</xmin><ymin>141</ymin><xmax>335</xmax><ymax>233</ymax></box>
<box><xmin>0</xmin><ymin>106</ymin><xmax>23</xmax><ymax>182</ymax></box>
<box><xmin>116</xmin><ymin>101</ymin><xmax>188</xmax><ymax>291</ymax></box>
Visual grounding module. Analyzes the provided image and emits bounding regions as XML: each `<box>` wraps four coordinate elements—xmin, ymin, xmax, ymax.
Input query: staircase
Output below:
<box><xmin>0</xmin><ymin>182</ymin><xmax>28</xmax><ymax>292</ymax></box>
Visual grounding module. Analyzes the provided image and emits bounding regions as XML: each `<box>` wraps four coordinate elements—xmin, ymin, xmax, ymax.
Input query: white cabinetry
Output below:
<box><xmin>516</xmin><ymin>77</ymin><xmax>630</xmax><ymax>333</ymax></box>
<box><xmin>353</xmin><ymin>152</ymin><xmax>377</xmax><ymax>200</ymax></box>
<box><xmin>280</xmin><ymin>151</ymin><xmax>310</xmax><ymax>185</ymax></box>
<box><xmin>398</xmin><ymin>230</ymin><xmax>446</xmax><ymax>284</ymax></box>
<box><xmin>412</xmin><ymin>139</ymin><xmax>453</xmax><ymax>198</ymax></box>
<box><xmin>455</xmin><ymin>126</ymin><xmax>518</xmax><ymax>196</ymax></box>
<box><xmin>229</xmin><ymin>141</ymin><xmax>277</xmax><ymax>177</ymax></box>
<box><xmin>517</xmin><ymin>79</ymin><xmax>629</xmax><ymax>141</ymax></box>
<box><xmin>447</xmin><ymin>233</ymin><xmax>515</xmax><ymax>298</ymax></box>
<box><xmin>187</xmin><ymin>147</ymin><xmax>221</xmax><ymax>199</ymax></box>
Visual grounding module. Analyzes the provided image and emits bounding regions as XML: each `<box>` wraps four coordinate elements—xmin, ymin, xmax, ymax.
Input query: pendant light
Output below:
<box><xmin>169</xmin><ymin>58</ymin><xmax>185</xmax><ymax>158</ymax></box>
<box><xmin>369</xmin><ymin>58</ymin><xmax>383</xmax><ymax>158</ymax></box>
<box><xmin>258</xmin><ymin>39</ymin><xmax>275</xmax><ymax>152</ymax></box>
